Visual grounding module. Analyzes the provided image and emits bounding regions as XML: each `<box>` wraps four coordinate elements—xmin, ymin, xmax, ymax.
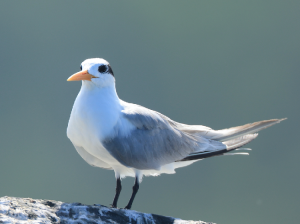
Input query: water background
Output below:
<box><xmin>0</xmin><ymin>1</ymin><xmax>298</xmax><ymax>223</ymax></box>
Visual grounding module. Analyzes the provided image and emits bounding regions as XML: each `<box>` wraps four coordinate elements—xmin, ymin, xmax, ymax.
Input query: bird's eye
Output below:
<box><xmin>80</xmin><ymin>65</ymin><xmax>82</xmax><ymax>71</ymax></box>
<box><xmin>98</xmin><ymin>65</ymin><xmax>107</xmax><ymax>73</ymax></box>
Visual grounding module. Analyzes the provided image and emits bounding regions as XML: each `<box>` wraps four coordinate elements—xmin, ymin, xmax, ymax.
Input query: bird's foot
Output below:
<box><xmin>123</xmin><ymin>205</ymin><xmax>131</xmax><ymax>210</ymax></box>
<box><xmin>109</xmin><ymin>204</ymin><xmax>119</xmax><ymax>209</ymax></box>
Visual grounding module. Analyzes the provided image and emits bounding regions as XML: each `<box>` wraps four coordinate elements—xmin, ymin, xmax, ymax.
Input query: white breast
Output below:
<box><xmin>67</xmin><ymin>84</ymin><xmax>123</xmax><ymax>166</ymax></box>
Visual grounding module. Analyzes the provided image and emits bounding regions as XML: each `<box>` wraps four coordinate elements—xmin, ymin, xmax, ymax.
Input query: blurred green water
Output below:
<box><xmin>0</xmin><ymin>1</ymin><xmax>298</xmax><ymax>223</ymax></box>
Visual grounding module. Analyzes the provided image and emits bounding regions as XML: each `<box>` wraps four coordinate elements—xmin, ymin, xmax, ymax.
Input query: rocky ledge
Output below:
<box><xmin>0</xmin><ymin>196</ymin><xmax>215</xmax><ymax>224</ymax></box>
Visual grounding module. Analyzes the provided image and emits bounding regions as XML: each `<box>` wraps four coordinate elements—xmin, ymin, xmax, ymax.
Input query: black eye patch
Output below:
<box><xmin>107</xmin><ymin>65</ymin><xmax>114</xmax><ymax>76</ymax></box>
<box><xmin>80</xmin><ymin>65</ymin><xmax>82</xmax><ymax>71</ymax></box>
<box><xmin>98</xmin><ymin>65</ymin><xmax>107</xmax><ymax>73</ymax></box>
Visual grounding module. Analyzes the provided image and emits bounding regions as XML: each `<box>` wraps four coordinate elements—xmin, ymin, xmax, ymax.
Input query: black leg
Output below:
<box><xmin>111</xmin><ymin>177</ymin><xmax>122</xmax><ymax>208</ymax></box>
<box><xmin>124</xmin><ymin>176</ymin><xmax>139</xmax><ymax>209</ymax></box>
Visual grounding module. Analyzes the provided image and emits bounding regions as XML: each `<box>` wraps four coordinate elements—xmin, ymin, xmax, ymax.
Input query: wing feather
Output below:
<box><xmin>102</xmin><ymin>102</ymin><xmax>226</xmax><ymax>170</ymax></box>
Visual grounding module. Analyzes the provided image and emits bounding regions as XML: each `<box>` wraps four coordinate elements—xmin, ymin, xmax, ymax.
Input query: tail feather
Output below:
<box><xmin>179</xmin><ymin>134</ymin><xmax>257</xmax><ymax>161</ymax></box>
<box><xmin>224</xmin><ymin>152</ymin><xmax>249</xmax><ymax>156</ymax></box>
<box><xmin>224</xmin><ymin>133</ymin><xmax>258</xmax><ymax>150</ymax></box>
<box><xmin>178</xmin><ymin>118</ymin><xmax>286</xmax><ymax>162</ymax></box>
<box><xmin>210</xmin><ymin>118</ymin><xmax>286</xmax><ymax>142</ymax></box>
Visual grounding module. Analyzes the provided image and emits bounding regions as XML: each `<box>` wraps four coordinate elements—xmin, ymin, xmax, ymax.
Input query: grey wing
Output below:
<box><xmin>102</xmin><ymin>102</ymin><xmax>226</xmax><ymax>170</ymax></box>
<box><xmin>74</xmin><ymin>145</ymin><xmax>112</xmax><ymax>170</ymax></box>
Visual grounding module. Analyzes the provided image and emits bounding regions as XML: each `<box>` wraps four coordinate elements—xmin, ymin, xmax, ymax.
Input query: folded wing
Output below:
<box><xmin>102</xmin><ymin>101</ymin><xmax>286</xmax><ymax>168</ymax></box>
<box><xmin>102</xmin><ymin>102</ymin><xmax>227</xmax><ymax>170</ymax></box>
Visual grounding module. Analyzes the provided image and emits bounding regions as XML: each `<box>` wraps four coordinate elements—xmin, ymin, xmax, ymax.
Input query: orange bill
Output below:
<box><xmin>67</xmin><ymin>70</ymin><xmax>97</xmax><ymax>81</ymax></box>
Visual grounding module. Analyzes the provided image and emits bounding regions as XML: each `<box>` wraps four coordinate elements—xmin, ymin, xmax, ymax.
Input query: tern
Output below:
<box><xmin>67</xmin><ymin>58</ymin><xmax>285</xmax><ymax>209</ymax></box>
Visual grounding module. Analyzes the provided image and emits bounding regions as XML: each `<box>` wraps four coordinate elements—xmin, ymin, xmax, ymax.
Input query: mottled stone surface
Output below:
<box><xmin>0</xmin><ymin>196</ymin><xmax>215</xmax><ymax>224</ymax></box>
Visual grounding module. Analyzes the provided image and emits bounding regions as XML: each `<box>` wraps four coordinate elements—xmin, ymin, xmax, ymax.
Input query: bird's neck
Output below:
<box><xmin>79</xmin><ymin>81</ymin><xmax>120</xmax><ymax>107</ymax></box>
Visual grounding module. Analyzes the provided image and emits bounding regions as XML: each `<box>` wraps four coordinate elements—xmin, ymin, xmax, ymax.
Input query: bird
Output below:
<box><xmin>67</xmin><ymin>58</ymin><xmax>285</xmax><ymax>209</ymax></box>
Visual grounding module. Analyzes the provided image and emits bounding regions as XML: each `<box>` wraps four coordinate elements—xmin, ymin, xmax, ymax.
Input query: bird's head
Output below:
<box><xmin>67</xmin><ymin>58</ymin><xmax>115</xmax><ymax>88</ymax></box>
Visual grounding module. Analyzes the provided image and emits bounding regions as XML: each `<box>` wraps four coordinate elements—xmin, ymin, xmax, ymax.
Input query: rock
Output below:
<box><xmin>0</xmin><ymin>196</ymin><xmax>215</xmax><ymax>224</ymax></box>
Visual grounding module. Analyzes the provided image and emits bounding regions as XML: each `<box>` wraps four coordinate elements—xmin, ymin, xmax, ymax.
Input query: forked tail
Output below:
<box><xmin>179</xmin><ymin>118</ymin><xmax>286</xmax><ymax>161</ymax></box>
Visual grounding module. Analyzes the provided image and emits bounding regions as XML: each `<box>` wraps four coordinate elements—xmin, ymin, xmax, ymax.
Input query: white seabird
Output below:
<box><xmin>67</xmin><ymin>58</ymin><xmax>285</xmax><ymax>209</ymax></box>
